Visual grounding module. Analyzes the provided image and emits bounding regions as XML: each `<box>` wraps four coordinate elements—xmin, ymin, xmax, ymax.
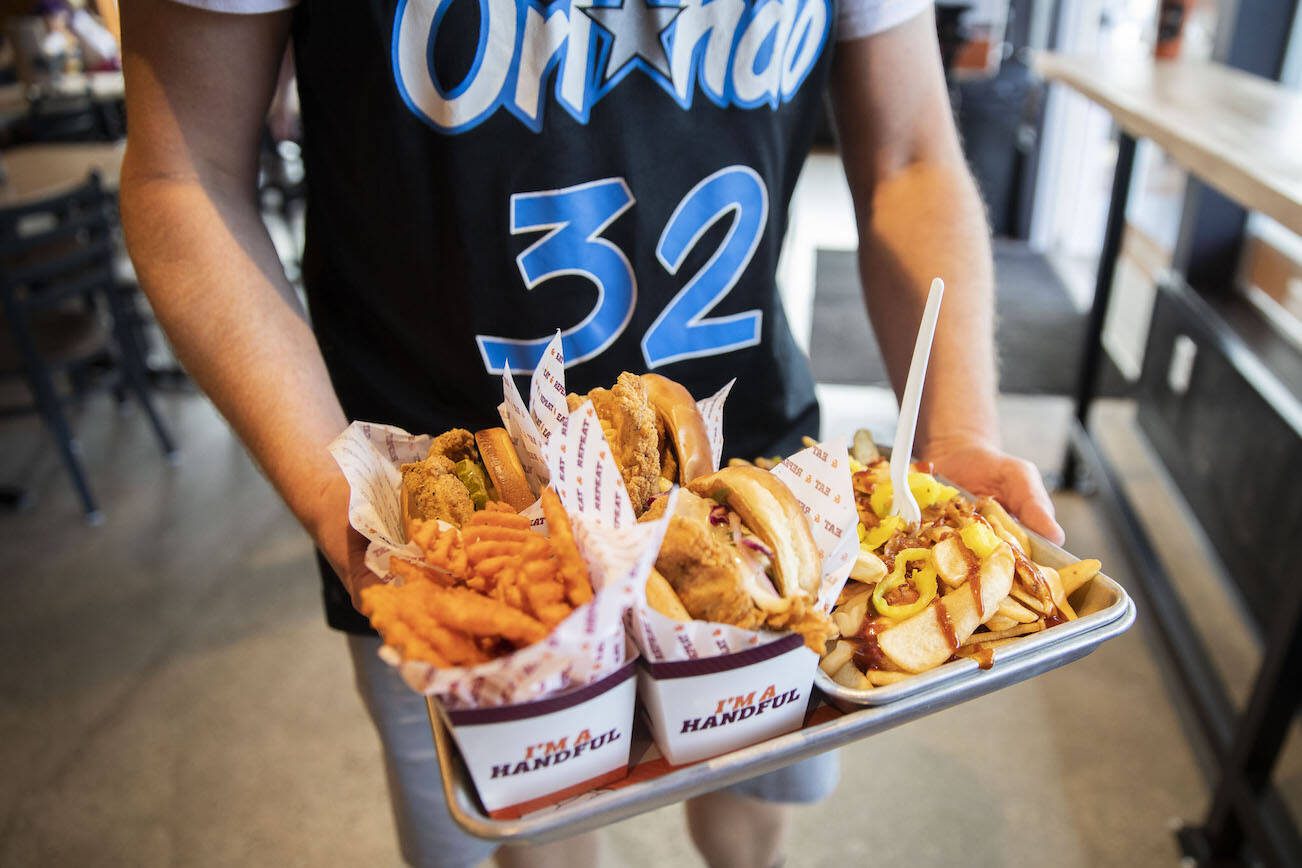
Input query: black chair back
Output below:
<box><xmin>0</xmin><ymin>173</ymin><xmax>116</xmax><ymax>315</ymax></box>
<box><xmin>0</xmin><ymin>172</ymin><xmax>174</xmax><ymax>523</ymax></box>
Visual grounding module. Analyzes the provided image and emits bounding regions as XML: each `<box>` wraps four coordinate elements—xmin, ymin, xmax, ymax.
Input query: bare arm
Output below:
<box><xmin>119</xmin><ymin>1</ymin><xmax>369</xmax><ymax>596</ymax></box>
<box><xmin>831</xmin><ymin>11</ymin><xmax>1062</xmax><ymax>542</ymax></box>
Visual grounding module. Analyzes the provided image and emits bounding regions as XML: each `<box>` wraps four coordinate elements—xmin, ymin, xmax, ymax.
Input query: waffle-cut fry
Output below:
<box><xmin>414</xmin><ymin>522</ymin><xmax>468</xmax><ymax>578</ymax></box>
<box><xmin>492</xmin><ymin>570</ymin><xmax>526</xmax><ymax>611</ymax></box>
<box><xmin>408</xmin><ymin>518</ymin><xmax>442</xmax><ymax>551</ymax></box>
<box><xmin>379</xmin><ymin>619</ymin><xmax>449</xmax><ymax>666</ymax></box>
<box><xmin>464</xmin><ymin>507</ymin><xmax>532</xmax><ymax>531</ymax></box>
<box><xmin>469</xmin><ymin>553</ymin><xmax>520</xmax><ymax>580</ymax></box>
<box><xmin>464</xmin><ymin>526</ymin><xmax>533</xmax><ymax>548</ymax></box>
<box><xmin>523</xmin><ymin>580</ymin><xmax>571</xmax><ymax>628</ymax></box>
<box><xmin>397</xmin><ymin>584</ymin><xmax>492</xmax><ymax>664</ymax></box>
<box><xmin>363</xmin><ymin>583</ymin><xmax>489</xmax><ymax>666</ymax></box>
<box><xmin>360</xmin><ymin>585</ymin><xmax>453</xmax><ymax>666</ymax></box>
<box><xmin>364</xmin><ymin>488</ymin><xmax>598</xmax><ymax>670</ymax></box>
<box><xmin>541</xmin><ymin>487</ymin><xmax>594</xmax><ymax>606</ymax></box>
<box><xmin>426</xmin><ymin>586</ymin><xmax>549</xmax><ymax>646</ymax></box>
<box><xmin>389</xmin><ymin>556</ymin><xmax>454</xmax><ymax>587</ymax></box>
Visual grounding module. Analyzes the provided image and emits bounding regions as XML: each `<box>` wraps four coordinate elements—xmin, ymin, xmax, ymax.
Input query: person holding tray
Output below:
<box><xmin>118</xmin><ymin>0</ymin><xmax>1065</xmax><ymax>865</ymax></box>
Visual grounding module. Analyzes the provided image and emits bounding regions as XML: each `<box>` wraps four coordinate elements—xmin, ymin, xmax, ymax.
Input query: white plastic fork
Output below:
<box><xmin>889</xmin><ymin>278</ymin><xmax>945</xmax><ymax>526</ymax></box>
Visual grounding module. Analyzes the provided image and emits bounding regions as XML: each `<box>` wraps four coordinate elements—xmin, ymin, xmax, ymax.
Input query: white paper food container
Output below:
<box><xmin>433</xmin><ymin>657</ymin><xmax>639</xmax><ymax>818</ymax></box>
<box><xmin>635</xmin><ymin>634</ymin><xmax>817</xmax><ymax>766</ymax></box>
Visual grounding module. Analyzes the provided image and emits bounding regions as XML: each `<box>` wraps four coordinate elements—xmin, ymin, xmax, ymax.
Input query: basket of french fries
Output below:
<box><xmin>813</xmin><ymin>431</ymin><xmax>1128</xmax><ymax>707</ymax></box>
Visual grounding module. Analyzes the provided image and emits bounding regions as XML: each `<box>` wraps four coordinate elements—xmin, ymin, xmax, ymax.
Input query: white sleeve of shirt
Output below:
<box><xmin>837</xmin><ymin>0</ymin><xmax>933</xmax><ymax>42</ymax></box>
<box><xmin>169</xmin><ymin>0</ymin><xmax>931</xmax><ymax>38</ymax></box>
<box><xmin>165</xmin><ymin>0</ymin><xmax>298</xmax><ymax>12</ymax></box>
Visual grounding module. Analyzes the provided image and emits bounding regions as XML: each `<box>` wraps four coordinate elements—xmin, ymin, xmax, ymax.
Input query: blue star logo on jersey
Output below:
<box><xmin>584</xmin><ymin>0</ymin><xmax>682</xmax><ymax>83</ymax></box>
<box><xmin>392</xmin><ymin>0</ymin><xmax>833</xmax><ymax>133</ymax></box>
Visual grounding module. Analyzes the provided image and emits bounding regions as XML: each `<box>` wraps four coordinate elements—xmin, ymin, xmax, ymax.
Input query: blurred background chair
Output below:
<box><xmin>0</xmin><ymin>171</ymin><xmax>174</xmax><ymax>523</ymax></box>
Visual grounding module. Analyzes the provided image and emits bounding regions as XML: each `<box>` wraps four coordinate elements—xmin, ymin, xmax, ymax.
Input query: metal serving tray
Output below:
<box><xmin>431</xmin><ymin>598</ymin><xmax>1136</xmax><ymax>845</ymax></box>
<box><xmin>816</xmin><ymin>533</ymin><xmax>1133</xmax><ymax>707</ymax></box>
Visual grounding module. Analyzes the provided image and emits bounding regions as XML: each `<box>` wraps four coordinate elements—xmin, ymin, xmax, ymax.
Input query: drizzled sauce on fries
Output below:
<box><xmin>849</xmin><ymin>619</ymin><xmax>889</xmax><ymax>671</ymax></box>
<box><xmin>933</xmin><ymin>601</ymin><xmax>959</xmax><ymax>653</ymax></box>
<box><xmin>960</xmin><ymin>541</ymin><xmax>983</xmax><ymax>618</ymax></box>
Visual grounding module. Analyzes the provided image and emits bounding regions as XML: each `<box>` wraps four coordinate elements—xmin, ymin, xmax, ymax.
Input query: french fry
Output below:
<box><xmin>996</xmin><ymin>596</ymin><xmax>1041</xmax><ymax>624</ymax></box>
<box><xmin>425</xmin><ymin>586</ymin><xmax>549</xmax><ymax>646</ymax></box>
<box><xmin>963</xmin><ymin>621</ymin><xmax>1045</xmax><ymax>646</ymax></box>
<box><xmin>1040</xmin><ymin>565</ymin><xmax>1078</xmax><ymax>621</ymax></box>
<box><xmin>540</xmin><ymin>487</ymin><xmax>594</xmax><ymax>607</ymax></box>
<box><xmin>1010</xmin><ymin>585</ymin><xmax>1053</xmax><ymax>616</ymax></box>
<box><xmin>820</xmin><ymin>640</ymin><xmax>854</xmax><ymax>675</ymax></box>
<box><xmin>867</xmin><ymin>670</ymin><xmax>910</xmax><ymax>686</ymax></box>
<box><xmin>1058</xmin><ymin>558</ymin><xmax>1102</xmax><ymax>597</ymax></box>
<box><xmin>837</xmin><ymin>585</ymin><xmax>872</xmax><ymax>609</ymax></box>
<box><xmin>389</xmin><ymin>556</ymin><xmax>454</xmax><ymax>586</ymax></box>
<box><xmin>982</xmin><ymin>614</ymin><xmax>1020</xmax><ymax>632</ymax></box>
<box><xmin>932</xmin><ymin>536</ymin><xmax>970</xmax><ymax>588</ymax></box>
<box><xmin>832</xmin><ymin>597</ymin><xmax>868</xmax><ymax>638</ymax></box>
<box><xmin>851</xmin><ymin>428</ymin><xmax>880</xmax><ymax>465</ymax></box>
<box><xmin>979</xmin><ymin>497</ymin><xmax>1031</xmax><ymax>554</ymax></box>
<box><xmin>850</xmin><ymin>549</ymin><xmax>887</xmax><ymax>584</ymax></box>
<box><xmin>833</xmin><ymin>661</ymin><xmax>871</xmax><ymax>689</ymax></box>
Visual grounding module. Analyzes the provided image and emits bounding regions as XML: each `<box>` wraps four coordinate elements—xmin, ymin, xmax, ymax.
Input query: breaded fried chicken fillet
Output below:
<box><xmin>426</xmin><ymin>428</ymin><xmax>477</xmax><ymax>464</ymax></box>
<box><xmin>400</xmin><ymin>454</ymin><xmax>475</xmax><ymax>529</ymax></box>
<box><xmin>641</xmin><ymin>491</ymin><xmax>766</xmax><ymax>631</ymax></box>
<box><xmin>568</xmin><ymin>372</ymin><xmax>661</xmax><ymax>513</ymax></box>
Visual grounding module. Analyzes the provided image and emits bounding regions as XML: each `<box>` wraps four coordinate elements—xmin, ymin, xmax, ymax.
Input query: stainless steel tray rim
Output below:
<box><xmin>435</xmin><ymin>597</ymin><xmax>1136</xmax><ymax>844</ymax></box>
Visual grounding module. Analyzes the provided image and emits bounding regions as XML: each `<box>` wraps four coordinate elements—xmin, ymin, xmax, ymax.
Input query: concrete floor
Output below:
<box><xmin>0</xmin><ymin>384</ymin><xmax>1254</xmax><ymax>868</ymax></box>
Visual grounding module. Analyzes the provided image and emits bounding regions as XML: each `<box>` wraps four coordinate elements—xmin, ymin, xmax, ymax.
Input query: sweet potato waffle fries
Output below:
<box><xmin>361</xmin><ymin>489</ymin><xmax>595</xmax><ymax>668</ymax></box>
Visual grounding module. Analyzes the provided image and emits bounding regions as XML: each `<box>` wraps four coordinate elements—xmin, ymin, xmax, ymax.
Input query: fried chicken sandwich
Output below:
<box><xmin>400</xmin><ymin>428</ymin><xmax>534</xmax><ymax>538</ymax></box>
<box><xmin>568</xmin><ymin>372</ymin><xmax>713</xmax><ymax>514</ymax></box>
<box><xmin>639</xmin><ymin>465</ymin><xmax>833</xmax><ymax>652</ymax></box>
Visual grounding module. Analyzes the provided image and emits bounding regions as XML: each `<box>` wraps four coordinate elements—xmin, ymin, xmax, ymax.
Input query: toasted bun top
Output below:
<box><xmin>688</xmin><ymin>465</ymin><xmax>821</xmax><ymax>599</ymax></box>
<box><xmin>474</xmin><ymin>428</ymin><xmax>535</xmax><ymax>512</ymax></box>
<box><xmin>641</xmin><ymin>373</ymin><xmax>713</xmax><ymax>485</ymax></box>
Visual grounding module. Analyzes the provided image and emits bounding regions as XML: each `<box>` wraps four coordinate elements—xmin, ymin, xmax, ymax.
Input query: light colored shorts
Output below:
<box><xmin>349</xmin><ymin>634</ymin><xmax>839</xmax><ymax>868</ymax></box>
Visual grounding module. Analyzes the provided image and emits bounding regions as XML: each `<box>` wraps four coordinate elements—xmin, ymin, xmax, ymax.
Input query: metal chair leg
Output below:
<box><xmin>108</xmin><ymin>285</ymin><xmax>178</xmax><ymax>460</ymax></box>
<box><xmin>24</xmin><ymin>352</ymin><xmax>103</xmax><ymax>524</ymax></box>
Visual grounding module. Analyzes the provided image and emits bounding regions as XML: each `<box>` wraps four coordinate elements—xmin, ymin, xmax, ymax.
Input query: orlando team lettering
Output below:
<box><xmin>394</xmin><ymin>0</ymin><xmax>832</xmax><ymax>133</ymax></box>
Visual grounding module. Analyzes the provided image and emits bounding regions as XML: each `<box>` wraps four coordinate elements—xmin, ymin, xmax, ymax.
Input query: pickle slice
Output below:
<box><xmin>454</xmin><ymin>458</ymin><xmax>494</xmax><ymax>510</ymax></box>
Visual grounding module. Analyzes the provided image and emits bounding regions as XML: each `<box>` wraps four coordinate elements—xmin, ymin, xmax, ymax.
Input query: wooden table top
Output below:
<box><xmin>1034</xmin><ymin>53</ymin><xmax>1302</xmax><ymax>236</ymax></box>
<box><xmin>0</xmin><ymin>140</ymin><xmax>124</xmax><ymax>207</ymax></box>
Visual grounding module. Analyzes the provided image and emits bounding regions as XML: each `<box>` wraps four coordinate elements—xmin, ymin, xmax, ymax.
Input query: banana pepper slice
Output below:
<box><xmin>872</xmin><ymin>547</ymin><xmax>938</xmax><ymax>619</ymax></box>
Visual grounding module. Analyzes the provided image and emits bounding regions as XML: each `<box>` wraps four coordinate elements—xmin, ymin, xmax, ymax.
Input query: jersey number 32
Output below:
<box><xmin>476</xmin><ymin>165</ymin><xmax>769</xmax><ymax>374</ymax></box>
